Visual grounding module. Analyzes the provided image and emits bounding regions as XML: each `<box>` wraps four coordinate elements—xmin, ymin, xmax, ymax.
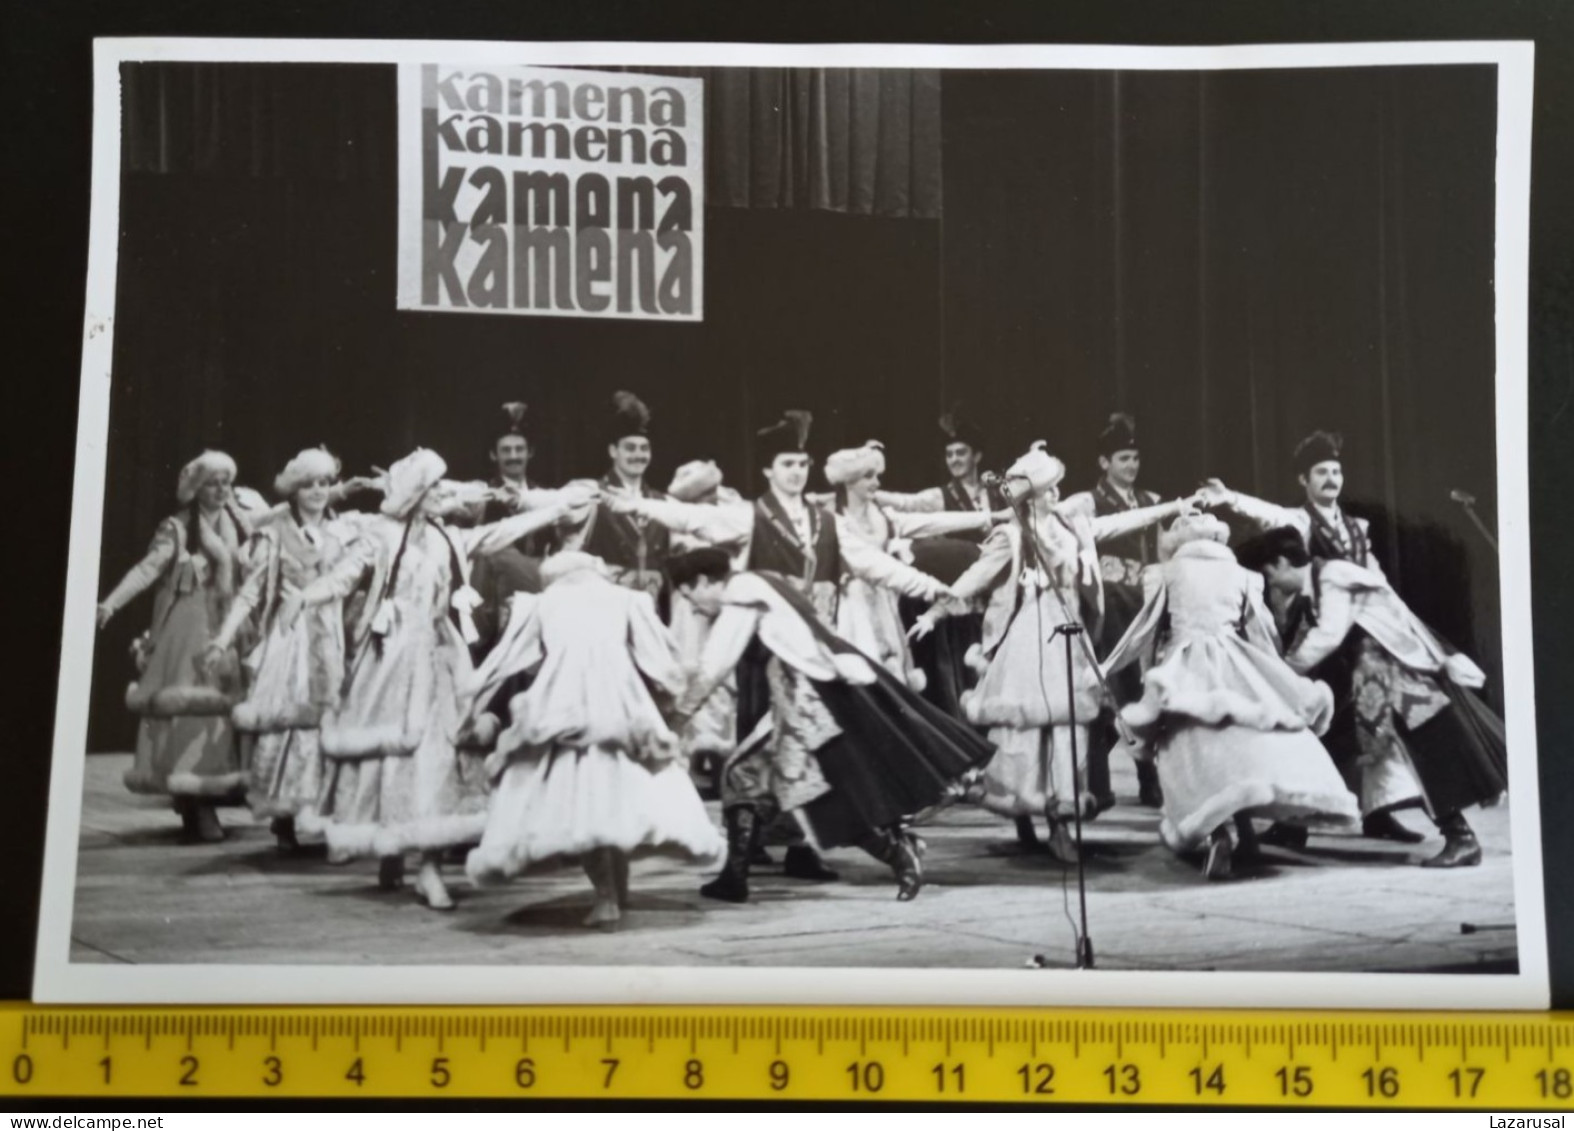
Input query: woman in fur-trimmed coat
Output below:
<box><xmin>1103</xmin><ymin>515</ymin><xmax>1360</xmax><ymax>878</ymax></box>
<box><xmin>96</xmin><ymin>451</ymin><xmax>271</xmax><ymax>843</ymax></box>
<box><xmin>284</xmin><ymin>449</ymin><xmax>592</xmax><ymax>911</ymax></box>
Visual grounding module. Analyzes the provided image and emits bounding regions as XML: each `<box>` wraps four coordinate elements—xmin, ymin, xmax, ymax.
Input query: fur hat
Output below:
<box><xmin>938</xmin><ymin>407</ymin><xmax>985</xmax><ymax>453</ymax></box>
<box><xmin>1158</xmin><ymin>513</ymin><xmax>1231</xmax><ymax>561</ymax></box>
<box><xmin>668</xmin><ymin>459</ymin><xmax>724</xmax><ymax>502</ymax></box>
<box><xmin>498</xmin><ymin>401</ymin><xmax>530</xmax><ymax>444</ymax></box>
<box><xmin>1004</xmin><ymin>441</ymin><xmax>1066</xmax><ymax>496</ymax></box>
<box><xmin>1294</xmin><ymin>430</ymin><xmax>1344</xmax><ymax>475</ymax></box>
<box><xmin>757</xmin><ymin>410</ymin><xmax>814</xmax><ymax>464</ymax></box>
<box><xmin>540</xmin><ymin>550</ymin><xmax>610</xmax><ymax>588</ymax></box>
<box><xmin>1098</xmin><ymin>412</ymin><xmax>1139</xmax><ymax>458</ymax></box>
<box><xmin>824</xmin><ymin>441</ymin><xmax>886</xmax><ymax>486</ymax></box>
<box><xmin>379</xmin><ymin>448</ymin><xmax>448</xmax><ymax>519</ymax></box>
<box><xmin>273</xmin><ymin>447</ymin><xmax>342</xmax><ymax>498</ymax></box>
<box><xmin>175</xmin><ymin>450</ymin><xmax>238</xmax><ymax>505</ymax></box>
<box><xmin>606</xmin><ymin>391</ymin><xmax>652</xmax><ymax>446</ymax></box>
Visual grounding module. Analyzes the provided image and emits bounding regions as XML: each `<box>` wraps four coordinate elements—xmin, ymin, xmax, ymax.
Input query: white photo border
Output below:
<box><xmin>34</xmin><ymin>36</ymin><xmax>1544</xmax><ymax>1007</ymax></box>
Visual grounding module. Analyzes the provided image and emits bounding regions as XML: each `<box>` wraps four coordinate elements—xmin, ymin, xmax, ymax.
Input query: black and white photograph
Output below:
<box><xmin>34</xmin><ymin>39</ymin><xmax>1544</xmax><ymax>1007</ymax></box>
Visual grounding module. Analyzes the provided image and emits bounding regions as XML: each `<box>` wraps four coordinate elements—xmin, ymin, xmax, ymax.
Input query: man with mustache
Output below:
<box><xmin>465</xmin><ymin>402</ymin><xmax>554</xmax><ymax>656</ymax></box>
<box><xmin>580</xmin><ymin>390</ymin><xmax>674</xmax><ymax>611</ymax></box>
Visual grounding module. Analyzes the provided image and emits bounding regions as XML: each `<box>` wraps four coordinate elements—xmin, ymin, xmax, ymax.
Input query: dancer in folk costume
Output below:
<box><xmin>910</xmin><ymin>443</ymin><xmax>1194</xmax><ymax>862</ymax></box>
<box><xmin>875</xmin><ymin>409</ymin><xmax>1009</xmax><ymax>720</ymax></box>
<box><xmin>580</xmin><ymin>391</ymin><xmax>673</xmax><ymax>610</ymax></box>
<box><xmin>284</xmin><ymin>449</ymin><xmax>596</xmax><ymax>910</ymax></box>
<box><xmin>1203</xmin><ymin>430</ymin><xmax>1431</xmax><ymax>845</ymax></box>
<box><xmin>603</xmin><ymin>459</ymin><xmax>752</xmax><ymax>790</ymax></box>
<box><xmin>201</xmin><ymin>447</ymin><xmax>379</xmax><ymax>852</ymax></box>
<box><xmin>1102</xmin><ymin>515</ymin><xmax>1360</xmax><ymax>879</ymax></box>
<box><xmin>460</xmin><ymin>550</ymin><xmax>724</xmax><ymax>930</ymax></box>
<box><xmin>1060</xmin><ymin>413</ymin><xmax>1166</xmax><ymax>813</ymax></box>
<box><xmin>460</xmin><ymin>402</ymin><xmax>559</xmax><ymax>657</ymax></box>
<box><xmin>823</xmin><ymin>440</ymin><xmax>998</xmax><ymax>692</ymax></box>
<box><xmin>671</xmin><ymin>548</ymin><xmax>995</xmax><ymax>902</ymax></box>
<box><xmin>96</xmin><ymin>451</ymin><xmax>274</xmax><ymax>843</ymax></box>
<box><xmin>1237</xmin><ymin>526</ymin><xmax>1507</xmax><ymax>868</ymax></box>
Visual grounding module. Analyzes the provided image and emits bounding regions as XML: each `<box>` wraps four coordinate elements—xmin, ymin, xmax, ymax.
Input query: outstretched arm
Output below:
<box><xmin>873</xmin><ymin>488</ymin><xmax>945</xmax><ymax>513</ymax></box>
<box><xmin>1200</xmin><ymin>479</ymin><xmax>1307</xmax><ymax>533</ymax></box>
<box><xmin>679</xmin><ymin>601</ymin><xmax>764</xmax><ymax>717</ymax></box>
<box><xmin>836</xmin><ymin>518</ymin><xmax>949</xmax><ymax>601</ymax></box>
<box><xmin>1086</xmin><ymin>497</ymin><xmax>1191</xmax><ymax>543</ymax></box>
<box><xmin>886</xmin><ymin>508</ymin><xmax>992</xmax><ymax>540</ymax></box>
<box><xmin>610</xmin><ymin>496</ymin><xmax>753</xmax><ymax>548</ymax></box>
<box><xmin>97</xmin><ymin>520</ymin><xmax>179</xmax><ymax>626</ymax></box>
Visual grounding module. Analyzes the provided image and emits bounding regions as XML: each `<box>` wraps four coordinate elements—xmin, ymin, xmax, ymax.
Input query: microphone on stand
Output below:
<box><xmin>1449</xmin><ymin>487</ymin><xmax>1499</xmax><ymax>553</ymax></box>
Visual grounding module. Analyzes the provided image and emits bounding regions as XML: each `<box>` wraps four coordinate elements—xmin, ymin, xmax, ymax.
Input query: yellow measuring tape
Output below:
<box><xmin>0</xmin><ymin>1005</ymin><xmax>1570</xmax><ymax>1105</ymax></box>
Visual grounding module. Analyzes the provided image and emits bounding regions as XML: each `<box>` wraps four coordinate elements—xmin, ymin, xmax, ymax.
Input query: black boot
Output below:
<box><xmin>858</xmin><ymin>828</ymin><xmax>924</xmax><ymax>901</ymax></box>
<box><xmin>1363</xmin><ymin>809</ymin><xmax>1426</xmax><ymax>844</ymax></box>
<box><xmin>1014</xmin><ymin>816</ymin><xmax>1040</xmax><ymax>849</ymax></box>
<box><xmin>1137</xmin><ymin>761</ymin><xmax>1164</xmax><ymax>808</ymax></box>
<box><xmin>1421</xmin><ymin>811</ymin><xmax>1483</xmax><ymax>868</ymax></box>
<box><xmin>701</xmin><ymin>806</ymin><xmax>756</xmax><ymax>903</ymax></box>
<box><xmin>1232</xmin><ymin>815</ymin><xmax>1262</xmax><ymax>862</ymax></box>
<box><xmin>1261</xmin><ymin>822</ymin><xmax>1310</xmax><ymax>850</ymax></box>
<box><xmin>1201</xmin><ymin>825</ymin><xmax>1233</xmax><ymax>881</ymax></box>
<box><xmin>783</xmin><ymin>845</ymin><xmax>840</xmax><ymax>881</ymax></box>
<box><xmin>270</xmin><ymin>816</ymin><xmax>300</xmax><ymax>853</ymax></box>
<box><xmin>1045</xmin><ymin>814</ymin><xmax>1080</xmax><ymax>864</ymax></box>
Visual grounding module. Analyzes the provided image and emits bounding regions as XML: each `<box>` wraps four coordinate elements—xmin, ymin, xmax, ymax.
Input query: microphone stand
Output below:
<box><xmin>998</xmin><ymin>482</ymin><xmax>1096</xmax><ymax>971</ymax></box>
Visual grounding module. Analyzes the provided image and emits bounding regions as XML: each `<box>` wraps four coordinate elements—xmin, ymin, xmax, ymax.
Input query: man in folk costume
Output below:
<box><xmin>1059</xmin><ymin>413</ymin><xmax>1165</xmax><ymax>813</ymax></box>
<box><xmin>464</xmin><ymin>402</ymin><xmax>557</xmax><ymax>656</ymax></box>
<box><xmin>1202</xmin><ymin>429</ymin><xmax>1431</xmax><ymax>845</ymax></box>
<box><xmin>580</xmin><ymin>390</ymin><xmax>672</xmax><ymax>610</ymax></box>
<box><xmin>1236</xmin><ymin>526</ymin><xmax>1507</xmax><ymax>867</ymax></box>
<box><xmin>910</xmin><ymin>443</ymin><xmax>1196</xmax><ymax>862</ymax></box>
<box><xmin>670</xmin><ymin>546</ymin><xmax>995</xmax><ymax>904</ymax></box>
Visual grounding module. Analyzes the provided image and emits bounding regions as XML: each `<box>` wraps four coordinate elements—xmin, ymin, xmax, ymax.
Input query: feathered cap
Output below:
<box><xmin>379</xmin><ymin>448</ymin><xmax>448</xmax><ymax>519</ymax></box>
<box><xmin>824</xmin><ymin>441</ymin><xmax>887</xmax><ymax>486</ymax></box>
<box><xmin>938</xmin><ymin>406</ymin><xmax>985</xmax><ymax>453</ymax></box>
<box><xmin>757</xmin><ymin>410</ymin><xmax>814</xmax><ymax>464</ymax></box>
<box><xmin>1004</xmin><ymin>441</ymin><xmax>1066</xmax><ymax>496</ymax></box>
<box><xmin>1158</xmin><ymin>513</ymin><xmax>1231</xmax><ymax>561</ymax></box>
<box><xmin>1098</xmin><ymin>412</ymin><xmax>1140</xmax><ymax>458</ymax></box>
<box><xmin>274</xmin><ymin>446</ymin><xmax>342</xmax><ymax>497</ymax></box>
<box><xmin>606</xmin><ymin>390</ymin><xmax>652</xmax><ymax>446</ymax></box>
<box><xmin>176</xmin><ymin>450</ymin><xmax>238</xmax><ymax>505</ymax></box>
<box><xmin>497</xmin><ymin>401</ymin><xmax>530</xmax><ymax>443</ymax></box>
<box><xmin>668</xmin><ymin>459</ymin><xmax>724</xmax><ymax>502</ymax></box>
<box><xmin>1293</xmin><ymin>430</ymin><xmax>1344</xmax><ymax>475</ymax></box>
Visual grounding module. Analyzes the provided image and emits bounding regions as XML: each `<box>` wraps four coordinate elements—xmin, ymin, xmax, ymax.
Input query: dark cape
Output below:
<box><xmin>739</xmin><ymin>570</ymin><xmax>997</xmax><ymax>845</ymax></box>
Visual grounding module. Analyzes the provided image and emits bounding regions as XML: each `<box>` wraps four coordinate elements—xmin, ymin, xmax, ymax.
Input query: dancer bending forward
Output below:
<box><xmin>462</xmin><ymin>550</ymin><xmax>724</xmax><ymax>929</ymax></box>
<box><xmin>1103</xmin><ymin>515</ymin><xmax>1359</xmax><ymax>878</ymax></box>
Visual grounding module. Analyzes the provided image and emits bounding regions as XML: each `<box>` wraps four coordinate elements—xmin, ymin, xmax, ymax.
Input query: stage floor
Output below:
<box><xmin>68</xmin><ymin>753</ymin><xmax>1518</xmax><ymax>974</ymax></box>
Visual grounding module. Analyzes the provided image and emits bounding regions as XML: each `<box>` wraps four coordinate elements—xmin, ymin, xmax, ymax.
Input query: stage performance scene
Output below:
<box><xmin>62</xmin><ymin>54</ymin><xmax>1525</xmax><ymax>980</ymax></box>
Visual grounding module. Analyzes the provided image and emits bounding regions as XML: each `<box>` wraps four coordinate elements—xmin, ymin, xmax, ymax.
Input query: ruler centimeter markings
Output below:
<box><xmin>0</xmin><ymin>1006</ymin><xmax>1572</xmax><ymax>1105</ymax></box>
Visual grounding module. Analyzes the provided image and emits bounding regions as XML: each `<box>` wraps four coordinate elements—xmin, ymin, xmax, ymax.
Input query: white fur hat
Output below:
<box><xmin>379</xmin><ymin>448</ymin><xmax>448</xmax><ymax>519</ymax></box>
<box><xmin>273</xmin><ymin>447</ymin><xmax>342</xmax><ymax>498</ymax></box>
<box><xmin>175</xmin><ymin>450</ymin><xmax>237</xmax><ymax>505</ymax></box>
<box><xmin>1004</xmin><ymin>441</ymin><xmax>1065</xmax><ymax>495</ymax></box>
<box><xmin>668</xmin><ymin>459</ymin><xmax>724</xmax><ymax>502</ymax></box>
<box><xmin>1158</xmin><ymin>513</ymin><xmax>1230</xmax><ymax>561</ymax></box>
<box><xmin>823</xmin><ymin>441</ymin><xmax>886</xmax><ymax>486</ymax></box>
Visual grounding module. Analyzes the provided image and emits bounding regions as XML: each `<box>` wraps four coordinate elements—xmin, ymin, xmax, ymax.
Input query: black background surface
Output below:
<box><xmin>3</xmin><ymin>0</ymin><xmax>1570</xmax><ymax>1015</ymax></box>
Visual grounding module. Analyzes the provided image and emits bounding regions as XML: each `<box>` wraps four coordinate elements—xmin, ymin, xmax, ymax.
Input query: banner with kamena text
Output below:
<box><xmin>397</xmin><ymin>64</ymin><xmax>704</xmax><ymax>321</ymax></box>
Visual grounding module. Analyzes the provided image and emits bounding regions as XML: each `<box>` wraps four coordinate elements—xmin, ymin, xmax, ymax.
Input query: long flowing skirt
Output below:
<box><xmin>318</xmin><ymin>619</ymin><xmax>487</xmax><ymax>859</ymax></box>
<box><xmin>124</xmin><ymin>590</ymin><xmax>243</xmax><ymax>800</ymax></box>
<box><xmin>467</xmin><ymin>742</ymin><xmax>723</xmax><ymax>882</ymax></box>
<box><xmin>1156</xmin><ymin>724</ymin><xmax>1360</xmax><ymax>853</ymax></box>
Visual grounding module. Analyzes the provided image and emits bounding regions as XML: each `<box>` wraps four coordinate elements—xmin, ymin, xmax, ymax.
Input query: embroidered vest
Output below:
<box><xmin>1093</xmin><ymin>481</ymin><xmax>1160</xmax><ymax>588</ymax></box>
<box><xmin>1303</xmin><ymin>503</ymin><xmax>1371</xmax><ymax>569</ymax></box>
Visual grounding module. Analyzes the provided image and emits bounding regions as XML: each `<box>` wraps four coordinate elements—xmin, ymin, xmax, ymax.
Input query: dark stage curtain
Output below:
<box><xmin>941</xmin><ymin>67</ymin><xmax>1503</xmax><ymax>704</ymax></box>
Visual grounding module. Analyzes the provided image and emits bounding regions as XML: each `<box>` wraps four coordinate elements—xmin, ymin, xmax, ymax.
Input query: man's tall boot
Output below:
<box><xmin>1136</xmin><ymin>760</ymin><xmax>1163</xmax><ymax>808</ymax></box>
<box><xmin>700</xmin><ymin>806</ymin><xmax>757</xmax><ymax>903</ymax></box>
<box><xmin>856</xmin><ymin>826</ymin><xmax>924</xmax><ymax>901</ymax></box>
<box><xmin>1421</xmin><ymin>810</ymin><xmax>1483</xmax><ymax>868</ymax></box>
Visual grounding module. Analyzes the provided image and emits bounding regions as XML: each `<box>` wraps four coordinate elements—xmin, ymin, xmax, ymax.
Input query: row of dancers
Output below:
<box><xmin>94</xmin><ymin>396</ymin><xmax>1509</xmax><ymax>927</ymax></box>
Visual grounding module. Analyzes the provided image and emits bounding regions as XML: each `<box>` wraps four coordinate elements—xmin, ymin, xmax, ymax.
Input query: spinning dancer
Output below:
<box><xmin>1102</xmin><ymin>515</ymin><xmax>1359</xmax><ymax>879</ymax></box>
<box><xmin>287</xmin><ymin>449</ymin><xmax>594</xmax><ymax>910</ymax></box>
<box><xmin>96</xmin><ymin>451</ymin><xmax>272</xmax><ymax>843</ymax></box>
<box><xmin>1061</xmin><ymin>413</ymin><xmax>1165</xmax><ymax>812</ymax></box>
<box><xmin>671</xmin><ymin>547</ymin><xmax>995</xmax><ymax>903</ymax></box>
<box><xmin>911</xmin><ymin>443</ymin><xmax>1193</xmax><ymax>862</ymax></box>
<box><xmin>1237</xmin><ymin>526</ymin><xmax>1507</xmax><ymax>868</ymax></box>
<box><xmin>462</xmin><ymin>550</ymin><xmax>723</xmax><ymax>931</ymax></box>
<box><xmin>1204</xmin><ymin>430</ymin><xmax>1430</xmax><ymax>845</ymax></box>
<box><xmin>202</xmin><ymin>447</ymin><xmax>378</xmax><ymax>851</ymax></box>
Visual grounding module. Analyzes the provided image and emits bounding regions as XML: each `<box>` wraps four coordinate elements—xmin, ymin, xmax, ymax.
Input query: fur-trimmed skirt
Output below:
<box><xmin>836</xmin><ymin>577</ymin><xmax>927</xmax><ymax>692</ymax></box>
<box><xmin>467</xmin><ymin>741</ymin><xmax>723</xmax><ymax>882</ymax></box>
<box><xmin>123</xmin><ymin>588</ymin><xmax>244</xmax><ymax>801</ymax></box>
<box><xmin>317</xmin><ymin>616</ymin><xmax>488</xmax><ymax>859</ymax></box>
